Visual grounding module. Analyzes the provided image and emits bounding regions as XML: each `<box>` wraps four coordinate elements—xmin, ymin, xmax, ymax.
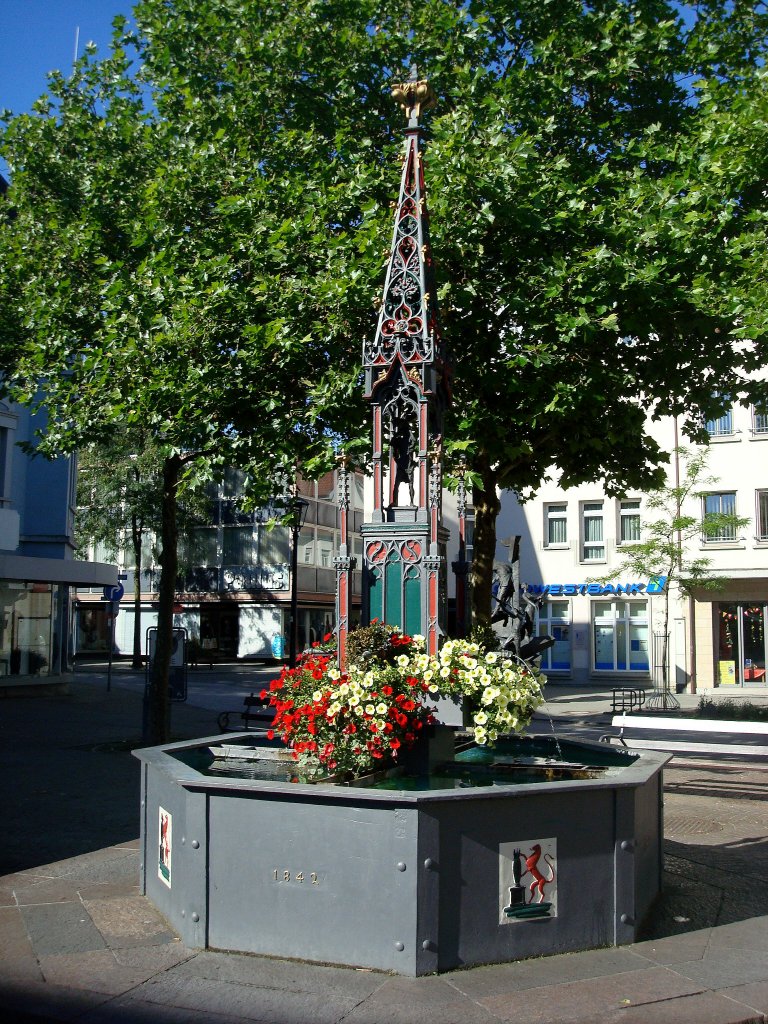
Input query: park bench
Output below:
<box><xmin>610</xmin><ymin>686</ymin><xmax>647</xmax><ymax>714</ymax></box>
<box><xmin>600</xmin><ymin>714</ymin><xmax>768</xmax><ymax>760</ymax></box>
<box><xmin>217</xmin><ymin>692</ymin><xmax>274</xmax><ymax>733</ymax></box>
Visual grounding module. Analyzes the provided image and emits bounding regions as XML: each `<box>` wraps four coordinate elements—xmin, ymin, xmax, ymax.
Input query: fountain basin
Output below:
<box><xmin>134</xmin><ymin>732</ymin><xmax>668</xmax><ymax>976</ymax></box>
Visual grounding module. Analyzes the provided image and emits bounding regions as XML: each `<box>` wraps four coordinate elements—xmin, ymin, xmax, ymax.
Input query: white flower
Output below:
<box><xmin>474</xmin><ymin>710</ymin><xmax>488</xmax><ymax>726</ymax></box>
<box><xmin>312</xmin><ymin>690</ymin><xmax>323</xmax><ymax>703</ymax></box>
<box><xmin>484</xmin><ymin>651</ymin><xmax>498</xmax><ymax>664</ymax></box>
<box><xmin>376</xmin><ymin>702</ymin><xmax>388</xmax><ymax>716</ymax></box>
<box><xmin>365</xmin><ymin>704</ymin><xmax>375</xmax><ymax>716</ymax></box>
<box><xmin>397</xmin><ymin>654</ymin><xmax>410</xmax><ymax>668</ymax></box>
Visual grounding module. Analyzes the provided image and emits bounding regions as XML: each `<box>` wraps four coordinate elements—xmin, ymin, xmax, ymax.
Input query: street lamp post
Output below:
<box><xmin>287</xmin><ymin>492</ymin><xmax>310</xmax><ymax>668</ymax></box>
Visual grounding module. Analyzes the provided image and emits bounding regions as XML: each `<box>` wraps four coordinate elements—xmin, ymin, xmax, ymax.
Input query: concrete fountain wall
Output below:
<box><xmin>134</xmin><ymin>734</ymin><xmax>668</xmax><ymax>977</ymax></box>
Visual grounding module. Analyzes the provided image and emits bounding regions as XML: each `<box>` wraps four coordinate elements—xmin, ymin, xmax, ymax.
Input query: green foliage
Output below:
<box><xmin>469</xmin><ymin>622</ymin><xmax>501</xmax><ymax>653</ymax></box>
<box><xmin>345</xmin><ymin>621</ymin><xmax>411</xmax><ymax>669</ymax></box>
<box><xmin>696</xmin><ymin>697</ymin><xmax>768</xmax><ymax>723</ymax></box>
<box><xmin>2</xmin><ymin>0</ymin><xmax>768</xmax><ymax>696</ymax></box>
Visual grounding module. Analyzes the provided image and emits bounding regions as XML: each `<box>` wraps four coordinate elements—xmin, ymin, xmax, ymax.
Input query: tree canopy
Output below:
<box><xmin>1</xmin><ymin>0</ymin><xmax>767</xmax><ymax>702</ymax></box>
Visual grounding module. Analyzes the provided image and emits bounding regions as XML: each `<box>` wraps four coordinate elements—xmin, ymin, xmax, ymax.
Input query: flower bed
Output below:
<box><xmin>261</xmin><ymin>622</ymin><xmax>545</xmax><ymax>780</ymax></box>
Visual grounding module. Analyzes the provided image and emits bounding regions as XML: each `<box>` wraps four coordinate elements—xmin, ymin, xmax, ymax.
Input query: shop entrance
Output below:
<box><xmin>200</xmin><ymin>606</ymin><xmax>240</xmax><ymax>660</ymax></box>
<box><xmin>718</xmin><ymin>603</ymin><xmax>767</xmax><ymax>685</ymax></box>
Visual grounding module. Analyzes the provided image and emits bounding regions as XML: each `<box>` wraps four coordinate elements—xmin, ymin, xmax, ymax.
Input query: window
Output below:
<box><xmin>703</xmin><ymin>492</ymin><xmax>737</xmax><ymax>542</ymax></box>
<box><xmin>537</xmin><ymin>600</ymin><xmax>571</xmax><ymax>672</ymax></box>
<box><xmin>593</xmin><ymin>600</ymin><xmax>649</xmax><ymax>672</ymax></box>
<box><xmin>581</xmin><ymin>502</ymin><xmax>604</xmax><ymax>561</ymax></box>
<box><xmin>753</xmin><ymin>401</ymin><xmax>768</xmax><ymax>435</ymax></box>
<box><xmin>757</xmin><ymin>491</ymin><xmax>768</xmax><ymax>542</ymax></box>
<box><xmin>619</xmin><ymin>500</ymin><xmax>641</xmax><ymax>544</ymax></box>
<box><xmin>706</xmin><ymin>398</ymin><xmax>734</xmax><ymax>437</ymax></box>
<box><xmin>316</xmin><ymin>531</ymin><xmax>335</xmax><ymax>568</ymax></box>
<box><xmin>718</xmin><ymin>603</ymin><xmax>766</xmax><ymax>684</ymax></box>
<box><xmin>545</xmin><ymin>503</ymin><xmax>567</xmax><ymax>546</ymax></box>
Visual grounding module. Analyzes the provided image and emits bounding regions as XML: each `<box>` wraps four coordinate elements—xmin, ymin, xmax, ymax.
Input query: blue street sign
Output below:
<box><xmin>102</xmin><ymin>582</ymin><xmax>125</xmax><ymax>602</ymax></box>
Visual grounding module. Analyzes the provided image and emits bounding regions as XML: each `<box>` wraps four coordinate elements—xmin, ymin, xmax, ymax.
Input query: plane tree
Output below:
<box><xmin>1</xmin><ymin>1</ymin><xmax>767</xmax><ymax>745</ymax></box>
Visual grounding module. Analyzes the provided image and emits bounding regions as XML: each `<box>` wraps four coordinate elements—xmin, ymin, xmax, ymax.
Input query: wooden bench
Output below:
<box><xmin>217</xmin><ymin>693</ymin><xmax>274</xmax><ymax>732</ymax></box>
<box><xmin>601</xmin><ymin>714</ymin><xmax>768</xmax><ymax>759</ymax></box>
<box><xmin>610</xmin><ymin>687</ymin><xmax>647</xmax><ymax>714</ymax></box>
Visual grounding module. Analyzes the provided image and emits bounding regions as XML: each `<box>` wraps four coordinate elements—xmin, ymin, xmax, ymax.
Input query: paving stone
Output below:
<box><xmin>0</xmin><ymin>905</ymin><xmax>36</xmax><ymax>959</ymax></box>
<box><xmin>631</xmin><ymin>929</ymin><xmax>712</xmax><ymax>965</ymax></box>
<box><xmin>0</xmin><ymin>952</ymin><xmax>44</xmax><ymax>985</ymax></box>
<box><xmin>447</xmin><ymin>946</ymin><xmax>653</xmax><ymax>999</ymax></box>
<box><xmin>131</xmin><ymin>971</ymin><xmax>376</xmax><ymax>1023</ymax></box>
<box><xmin>82</xmin><ymin>894</ymin><xmax>176</xmax><ymax>948</ymax></box>
<box><xmin>0</xmin><ymin>976</ymin><xmax>113</xmax><ymax>1022</ymax></box>
<box><xmin>39</xmin><ymin>947</ymin><xmax>163</xmax><ymax>995</ymax></box>
<box><xmin>21</xmin><ymin>901</ymin><xmax>107</xmax><ymax>956</ymax></box>
<box><xmin>475</xmin><ymin>966</ymin><xmax>706</xmax><ymax>1023</ymax></box>
<box><xmin>43</xmin><ymin>847</ymin><xmax>139</xmax><ymax>886</ymax></box>
<box><xmin>79</xmin><ymin>995</ymin><xmax>256</xmax><ymax>1024</ymax></box>
<box><xmin>12</xmin><ymin>876</ymin><xmax>83</xmax><ymax>906</ymax></box>
<box><xmin>112</xmin><ymin>940</ymin><xmax>193</xmax><ymax>972</ymax></box>
<box><xmin>720</xmin><ymin>980</ymin><xmax>768</xmax><ymax>1015</ymax></box>
<box><xmin>168</xmin><ymin>948</ymin><xmax>385</xmax><ymax>1001</ymax></box>
<box><xmin>342</xmin><ymin>976</ymin><xmax>498</xmax><ymax>1024</ymax></box>
<box><xmin>707</xmin><ymin>915</ymin><xmax>768</xmax><ymax>952</ymax></box>
<box><xmin>671</xmin><ymin>947</ymin><xmax>768</xmax><ymax>990</ymax></box>
<box><xmin>76</xmin><ymin>880</ymin><xmax>141</xmax><ymax>901</ymax></box>
<box><xmin>602</xmin><ymin>990</ymin><xmax>766</xmax><ymax>1024</ymax></box>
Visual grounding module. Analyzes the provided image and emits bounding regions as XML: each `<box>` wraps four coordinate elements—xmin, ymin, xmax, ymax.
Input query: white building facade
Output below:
<box><xmin>492</xmin><ymin>398</ymin><xmax>768</xmax><ymax>693</ymax></box>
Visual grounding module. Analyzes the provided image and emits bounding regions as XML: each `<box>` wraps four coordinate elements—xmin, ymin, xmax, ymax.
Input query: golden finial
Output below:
<box><xmin>391</xmin><ymin>65</ymin><xmax>436</xmax><ymax>125</ymax></box>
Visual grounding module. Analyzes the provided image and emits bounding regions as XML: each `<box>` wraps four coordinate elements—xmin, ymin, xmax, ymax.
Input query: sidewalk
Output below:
<box><xmin>1</xmin><ymin>667</ymin><xmax>767</xmax><ymax>1023</ymax></box>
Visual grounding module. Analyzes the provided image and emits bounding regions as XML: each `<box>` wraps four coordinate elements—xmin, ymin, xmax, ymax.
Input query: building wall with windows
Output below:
<box><xmin>493</xmin><ymin>393</ymin><xmax>768</xmax><ymax>692</ymax></box>
<box><xmin>75</xmin><ymin>469</ymin><xmax>365</xmax><ymax>661</ymax></box>
<box><xmin>0</xmin><ymin>399</ymin><xmax>116</xmax><ymax>677</ymax></box>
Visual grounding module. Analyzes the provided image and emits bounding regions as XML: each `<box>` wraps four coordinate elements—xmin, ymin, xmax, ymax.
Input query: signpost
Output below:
<box><xmin>101</xmin><ymin>580</ymin><xmax>126</xmax><ymax>692</ymax></box>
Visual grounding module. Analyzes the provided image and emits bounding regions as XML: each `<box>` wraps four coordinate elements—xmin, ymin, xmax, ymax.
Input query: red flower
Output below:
<box><xmin>389</xmin><ymin>738</ymin><xmax>401</xmax><ymax>750</ymax></box>
<box><xmin>382</xmin><ymin>685</ymin><xmax>393</xmax><ymax>696</ymax></box>
<box><xmin>267</xmin><ymin>730</ymin><xmax>274</xmax><ymax>740</ymax></box>
<box><xmin>323</xmin><ymin>632</ymin><xmax>333</xmax><ymax>642</ymax></box>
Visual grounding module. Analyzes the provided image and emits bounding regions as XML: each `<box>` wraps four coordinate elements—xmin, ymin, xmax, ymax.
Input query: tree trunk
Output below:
<box><xmin>131</xmin><ymin>511</ymin><xmax>143</xmax><ymax>671</ymax></box>
<box><xmin>144</xmin><ymin>454</ymin><xmax>181</xmax><ymax>744</ymax></box>
<box><xmin>471</xmin><ymin>457</ymin><xmax>501</xmax><ymax>626</ymax></box>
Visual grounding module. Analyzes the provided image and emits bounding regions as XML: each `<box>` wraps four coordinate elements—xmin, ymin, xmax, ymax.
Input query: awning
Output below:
<box><xmin>0</xmin><ymin>554</ymin><xmax>117</xmax><ymax>587</ymax></box>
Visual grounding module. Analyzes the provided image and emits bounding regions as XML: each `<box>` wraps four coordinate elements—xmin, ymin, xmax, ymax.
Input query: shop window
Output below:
<box><xmin>718</xmin><ymin>603</ymin><xmax>767</xmax><ymax>685</ymax></box>
<box><xmin>757</xmin><ymin>491</ymin><xmax>768</xmax><ymax>542</ymax></box>
<box><xmin>703</xmin><ymin>492</ymin><xmax>737</xmax><ymax>542</ymax></box>
<box><xmin>537</xmin><ymin>600</ymin><xmax>571</xmax><ymax>671</ymax></box>
<box><xmin>593</xmin><ymin>600</ymin><xmax>648</xmax><ymax>672</ymax></box>
<box><xmin>544</xmin><ymin>503</ymin><xmax>567</xmax><ymax>546</ymax></box>
<box><xmin>619</xmin><ymin>500</ymin><xmax>641</xmax><ymax>544</ymax></box>
<box><xmin>581</xmin><ymin>502</ymin><xmax>604</xmax><ymax>562</ymax></box>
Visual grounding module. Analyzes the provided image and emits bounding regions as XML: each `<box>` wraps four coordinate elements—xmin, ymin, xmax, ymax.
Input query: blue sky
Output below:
<box><xmin>1</xmin><ymin>1</ymin><xmax>131</xmax><ymax>118</ymax></box>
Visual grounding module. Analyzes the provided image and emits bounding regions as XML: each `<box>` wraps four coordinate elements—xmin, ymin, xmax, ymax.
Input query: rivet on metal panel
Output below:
<box><xmin>423</xmin><ymin>858</ymin><xmax>435</xmax><ymax>870</ymax></box>
<box><xmin>397</xmin><ymin>861</ymin><xmax>407</xmax><ymax>872</ymax></box>
<box><xmin>181</xmin><ymin>837</ymin><xmax>185</xmax><ymax>844</ymax></box>
<box><xmin>394</xmin><ymin>941</ymin><xmax>405</xmax><ymax>951</ymax></box>
<box><xmin>421</xmin><ymin>939</ymin><xmax>435</xmax><ymax>951</ymax></box>
<box><xmin>620</xmin><ymin>840</ymin><xmax>635</xmax><ymax>852</ymax></box>
<box><xmin>181</xmin><ymin>910</ymin><xmax>185</xmax><ymax>918</ymax></box>
<box><xmin>192</xmin><ymin>912</ymin><xmax>200</xmax><ymax>923</ymax></box>
<box><xmin>620</xmin><ymin>913</ymin><xmax>634</xmax><ymax>925</ymax></box>
<box><xmin>191</xmin><ymin>839</ymin><xmax>200</xmax><ymax>849</ymax></box>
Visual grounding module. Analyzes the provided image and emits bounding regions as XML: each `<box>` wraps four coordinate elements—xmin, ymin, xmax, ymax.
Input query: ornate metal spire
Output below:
<box><xmin>357</xmin><ymin>66</ymin><xmax>451</xmax><ymax>657</ymax></box>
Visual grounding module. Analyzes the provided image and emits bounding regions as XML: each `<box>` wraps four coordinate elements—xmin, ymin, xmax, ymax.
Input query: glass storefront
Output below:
<box><xmin>538</xmin><ymin>600</ymin><xmax>571</xmax><ymax>672</ymax></box>
<box><xmin>718</xmin><ymin>603</ymin><xmax>767</xmax><ymax>685</ymax></box>
<box><xmin>0</xmin><ymin>581</ymin><xmax>64</xmax><ymax>676</ymax></box>
<box><xmin>593</xmin><ymin>600</ymin><xmax>649</xmax><ymax>672</ymax></box>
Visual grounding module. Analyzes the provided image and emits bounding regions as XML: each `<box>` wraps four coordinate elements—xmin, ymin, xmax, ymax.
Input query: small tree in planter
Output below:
<box><xmin>600</xmin><ymin>447</ymin><xmax>749</xmax><ymax>698</ymax></box>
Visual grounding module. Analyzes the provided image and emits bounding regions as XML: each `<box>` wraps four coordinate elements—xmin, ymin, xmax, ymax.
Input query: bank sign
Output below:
<box><xmin>527</xmin><ymin>576</ymin><xmax>667</xmax><ymax>598</ymax></box>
